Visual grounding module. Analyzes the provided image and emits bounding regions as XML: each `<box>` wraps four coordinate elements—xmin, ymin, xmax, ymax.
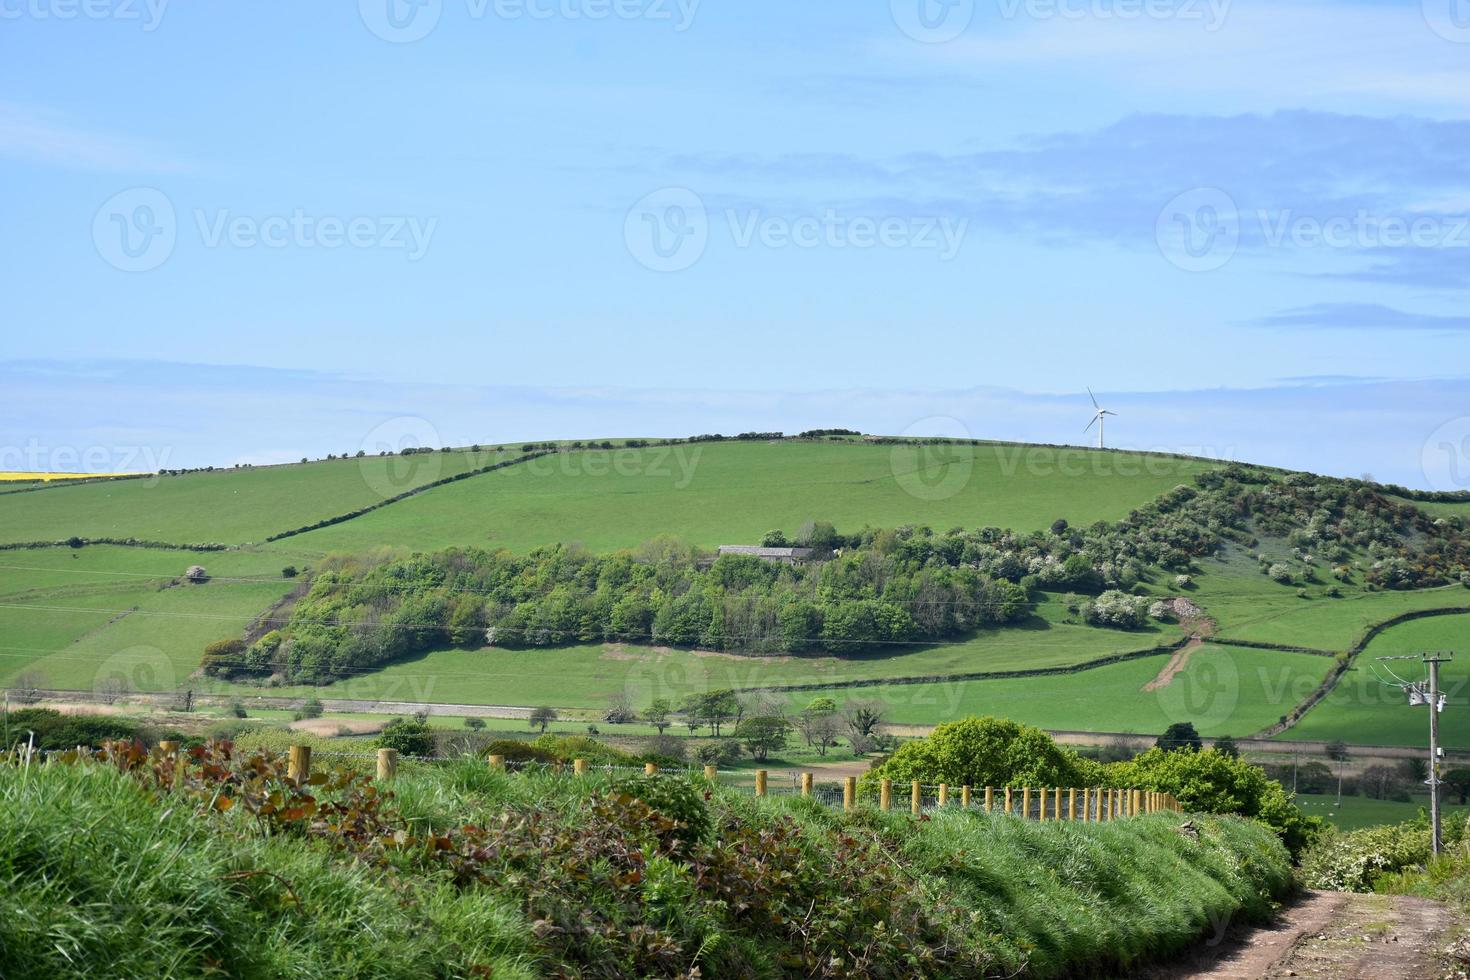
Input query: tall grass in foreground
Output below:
<box><xmin>0</xmin><ymin>762</ymin><xmax>538</xmax><ymax>979</ymax></box>
<box><xmin>0</xmin><ymin>755</ymin><xmax>1293</xmax><ymax>978</ymax></box>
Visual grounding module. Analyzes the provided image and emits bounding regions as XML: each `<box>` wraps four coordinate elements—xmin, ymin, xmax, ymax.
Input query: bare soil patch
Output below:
<box><xmin>288</xmin><ymin>717</ymin><xmax>386</xmax><ymax>737</ymax></box>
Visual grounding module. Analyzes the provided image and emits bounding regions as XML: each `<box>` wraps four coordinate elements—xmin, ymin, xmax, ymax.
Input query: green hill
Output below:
<box><xmin>2</xmin><ymin>435</ymin><xmax>1468</xmax><ymax>749</ymax></box>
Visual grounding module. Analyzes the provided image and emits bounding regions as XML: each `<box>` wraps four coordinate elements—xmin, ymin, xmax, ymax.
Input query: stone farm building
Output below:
<box><xmin>715</xmin><ymin>545</ymin><xmax>816</xmax><ymax>565</ymax></box>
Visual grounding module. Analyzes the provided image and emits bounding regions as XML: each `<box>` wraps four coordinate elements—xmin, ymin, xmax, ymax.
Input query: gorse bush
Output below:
<box><xmin>0</xmin><ymin>743</ymin><xmax>1295</xmax><ymax>979</ymax></box>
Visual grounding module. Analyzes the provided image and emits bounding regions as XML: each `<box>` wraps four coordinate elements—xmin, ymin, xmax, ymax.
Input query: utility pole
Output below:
<box><xmin>1425</xmin><ymin>652</ymin><xmax>1452</xmax><ymax>856</ymax></box>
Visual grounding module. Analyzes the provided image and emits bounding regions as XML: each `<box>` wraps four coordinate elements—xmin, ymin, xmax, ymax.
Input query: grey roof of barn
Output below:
<box><xmin>716</xmin><ymin>545</ymin><xmax>816</xmax><ymax>559</ymax></box>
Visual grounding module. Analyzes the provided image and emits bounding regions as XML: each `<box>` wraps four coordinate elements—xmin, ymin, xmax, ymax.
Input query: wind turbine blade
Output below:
<box><xmin>1087</xmin><ymin>387</ymin><xmax>1099</xmax><ymax>409</ymax></box>
<box><xmin>1103</xmin><ymin>410</ymin><xmax>1118</xmax><ymax>416</ymax></box>
<box><xmin>1084</xmin><ymin>416</ymin><xmax>1098</xmax><ymax>433</ymax></box>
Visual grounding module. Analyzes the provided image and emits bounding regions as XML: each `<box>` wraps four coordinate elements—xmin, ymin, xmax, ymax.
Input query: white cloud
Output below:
<box><xmin>0</xmin><ymin>102</ymin><xmax>188</xmax><ymax>173</ymax></box>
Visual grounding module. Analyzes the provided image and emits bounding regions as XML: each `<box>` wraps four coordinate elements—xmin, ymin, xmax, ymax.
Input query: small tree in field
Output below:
<box><xmin>735</xmin><ymin>716</ymin><xmax>790</xmax><ymax>762</ymax></box>
<box><xmin>464</xmin><ymin>717</ymin><xmax>486</xmax><ymax>732</ymax></box>
<box><xmin>643</xmin><ymin>697</ymin><xmax>672</xmax><ymax>735</ymax></box>
<box><xmin>529</xmin><ymin>706</ymin><xmax>557</xmax><ymax>734</ymax></box>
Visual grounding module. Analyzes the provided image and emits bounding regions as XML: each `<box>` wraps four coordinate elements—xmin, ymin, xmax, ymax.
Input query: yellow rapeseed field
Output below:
<box><xmin>0</xmin><ymin>472</ymin><xmax>141</xmax><ymax>482</ymax></box>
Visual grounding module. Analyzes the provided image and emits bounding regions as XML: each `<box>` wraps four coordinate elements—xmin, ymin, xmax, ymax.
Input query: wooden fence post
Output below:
<box><xmin>755</xmin><ymin>770</ymin><xmax>767</xmax><ymax>797</ymax></box>
<box><xmin>703</xmin><ymin>764</ymin><xmax>717</xmax><ymax>780</ymax></box>
<box><xmin>1022</xmin><ymin>787</ymin><xmax>1031</xmax><ymax>820</ymax></box>
<box><xmin>961</xmin><ymin>785</ymin><xmax>971</xmax><ymax>808</ymax></box>
<box><xmin>1039</xmin><ymin>788</ymin><xmax>1048</xmax><ymax>822</ymax></box>
<box><xmin>880</xmin><ymin>779</ymin><xmax>892</xmax><ymax>811</ymax></box>
<box><xmin>288</xmin><ymin>744</ymin><xmax>311</xmax><ymax>783</ymax></box>
<box><xmin>377</xmin><ymin>747</ymin><xmax>398</xmax><ymax>782</ymax></box>
<box><xmin>573</xmin><ymin>758</ymin><xmax>588</xmax><ymax>776</ymax></box>
<box><xmin>985</xmin><ymin>786</ymin><xmax>994</xmax><ymax>813</ymax></box>
<box><xmin>1004</xmin><ymin>786</ymin><xmax>1012</xmax><ymax>815</ymax></box>
<box><xmin>1068</xmin><ymin>788</ymin><xmax>1076</xmax><ymax>821</ymax></box>
<box><xmin>843</xmin><ymin>776</ymin><xmax>856</xmax><ymax>811</ymax></box>
<box><xmin>801</xmin><ymin>772</ymin><xmax>813</xmax><ymax>797</ymax></box>
<box><xmin>1082</xmin><ymin>787</ymin><xmax>1091</xmax><ymax>822</ymax></box>
<box><xmin>938</xmin><ymin>783</ymin><xmax>948</xmax><ymax>807</ymax></box>
<box><xmin>644</xmin><ymin>762</ymin><xmax>657</xmax><ymax>776</ymax></box>
<box><xmin>911</xmin><ymin>780</ymin><xmax>922</xmax><ymax>815</ymax></box>
<box><xmin>489</xmin><ymin>754</ymin><xmax>506</xmax><ymax>770</ymax></box>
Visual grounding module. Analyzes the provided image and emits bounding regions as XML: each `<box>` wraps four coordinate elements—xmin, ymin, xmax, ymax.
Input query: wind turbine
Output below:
<box><xmin>1084</xmin><ymin>388</ymin><xmax>1117</xmax><ymax>449</ymax></box>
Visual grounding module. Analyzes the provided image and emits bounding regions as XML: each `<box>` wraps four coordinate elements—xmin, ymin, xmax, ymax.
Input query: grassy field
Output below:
<box><xmin>275</xmin><ymin>442</ymin><xmax>1217</xmax><ymax>556</ymax></box>
<box><xmin>0</xmin><ymin>450</ymin><xmax>512</xmax><ymax>546</ymax></box>
<box><xmin>1294</xmin><ymin>792</ymin><xmax>1470</xmax><ymax>831</ymax></box>
<box><xmin>1182</xmin><ymin>540</ymin><xmax>1468</xmax><ymax>650</ymax></box>
<box><xmin>776</xmin><ymin>646</ymin><xmax>1331</xmax><ymax>735</ymax></box>
<box><xmin>1284</xmin><ymin>613</ymin><xmax>1470</xmax><ymax>749</ymax></box>
<box><xmin>212</xmin><ymin>594</ymin><xmax>1183</xmax><ymax>709</ymax></box>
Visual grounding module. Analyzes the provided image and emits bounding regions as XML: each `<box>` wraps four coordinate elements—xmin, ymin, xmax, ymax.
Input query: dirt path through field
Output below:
<box><xmin>1141</xmin><ymin>890</ymin><xmax>1459</xmax><ymax>980</ymax></box>
<box><xmin>1141</xmin><ymin>634</ymin><xmax>1203</xmax><ymax>692</ymax></box>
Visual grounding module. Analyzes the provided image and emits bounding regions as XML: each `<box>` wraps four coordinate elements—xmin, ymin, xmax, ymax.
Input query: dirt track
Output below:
<box><xmin>1141</xmin><ymin>890</ymin><xmax>1460</xmax><ymax>979</ymax></box>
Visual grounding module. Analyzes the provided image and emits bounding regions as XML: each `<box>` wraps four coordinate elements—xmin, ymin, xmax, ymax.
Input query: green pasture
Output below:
<box><xmin>275</xmin><ymin>441</ymin><xmax>1216</xmax><ymax>556</ymax></box>
<box><xmin>1284</xmin><ymin>613</ymin><xmax>1470</xmax><ymax>749</ymax></box>
<box><xmin>0</xmin><ymin>450</ymin><xmax>510</xmax><ymax>546</ymax></box>
<box><xmin>778</xmin><ymin>646</ymin><xmax>1333</xmax><ymax>735</ymax></box>
<box><xmin>1294</xmin><ymin>792</ymin><xmax>1469</xmax><ymax>831</ymax></box>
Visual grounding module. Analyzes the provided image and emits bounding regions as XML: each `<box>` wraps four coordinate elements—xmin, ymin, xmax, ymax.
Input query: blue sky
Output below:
<box><xmin>3</xmin><ymin>0</ymin><xmax>1470</xmax><ymax>486</ymax></box>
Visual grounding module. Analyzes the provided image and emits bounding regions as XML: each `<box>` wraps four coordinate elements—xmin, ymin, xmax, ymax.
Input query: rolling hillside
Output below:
<box><xmin>1</xmin><ymin>434</ymin><xmax>1466</xmax><ymax>748</ymax></box>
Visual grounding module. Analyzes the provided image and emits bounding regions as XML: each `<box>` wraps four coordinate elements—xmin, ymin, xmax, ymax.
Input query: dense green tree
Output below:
<box><xmin>1156</xmin><ymin>722</ymin><xmax>1203</xmax><ymax>753</ymax></box>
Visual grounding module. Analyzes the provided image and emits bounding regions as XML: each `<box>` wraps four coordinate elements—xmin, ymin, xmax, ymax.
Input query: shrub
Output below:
<box><xmin>866</xmin><ymin>716</ymin><xmax>1098</xmax><ymax>789</ymax></box>
<box><xmin>606</xmin><ymin>774</ymin><xmax>711</xmax><ymax>846</ymax></box>
<box><xmin>377</xmin><ymin>718</ymin><xmax>436</xmax><ymax>758</ymax></box>
<box><xmin>734</xmin><ymin>715</ymin><xmax>790</xmax><ymax>762</ymax></box>
<box><xmin>200</xmin><ymin>639</ymin><xmax>246</xmax><ymax>677</ymax></box>
<box><xmin>1</xmin><ymin>708</ymin><xmax>145</xmax><ymax>750</ymax></box>
<box><xmin>479</xmin><ymin>738</ymin><xmax>559</xmax><ymax>765</ymax></box>
<box><xmin>1111</xmin><ymin>748</ymin><xmax>1322</xmax><ymax>856</ymax></box>
<box><xmin>1300</xmin><ymin>822</ymin><xmax>1435</xmax><ymax>892</ymax></box>
<box><xmin>1081</xmin><ymin>590</ymin><xmax>1151</xmax><ymax>629</ymax></box>
<box><xmin>293</xmin><ymin>696</ymin><xmax>324</xmax><ymax>721</ymax></box>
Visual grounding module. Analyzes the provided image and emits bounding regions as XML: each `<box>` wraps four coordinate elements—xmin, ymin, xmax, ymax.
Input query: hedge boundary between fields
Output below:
<box><xmin>1205</xmin><ymin>637</ymin><xmax>1336</xmax><ymax>657</ymax></box>
<box><xmin>1255</xmin><ymin>604</ymin><xmax>1470</xmax><ymax>738</ymax></box>
<box><xmin>731</xmin><ymin>634</ymin><xmax>1197</xmax><ymax>695</ymax></box>
<box><xmin>0</xmin><ymin>537</ymin><xmax>228</xmax><ymax>553</ymax></box>
<box><xmin>261</xmin><ymin>451</ymin><xmax>551</xmax><ymax>543</ymax></box>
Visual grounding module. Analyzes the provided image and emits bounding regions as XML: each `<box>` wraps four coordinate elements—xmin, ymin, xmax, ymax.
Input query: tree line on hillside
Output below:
<box><xmin>200</xmin><ymin>465</ymin><xmax>1470</xmax><ymax>685</ymax></box>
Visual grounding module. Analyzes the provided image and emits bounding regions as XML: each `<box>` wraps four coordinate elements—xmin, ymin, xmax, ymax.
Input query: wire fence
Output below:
<box><xmin>7</xmin><ymin>740</ymin><xmax>1182</xmax><ymax>820</ymax></box>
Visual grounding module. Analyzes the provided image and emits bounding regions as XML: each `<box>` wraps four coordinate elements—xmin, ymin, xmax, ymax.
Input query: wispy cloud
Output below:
<box><xmin>1255</xmin><ymin>303</ymin><xmax>1470</xmax><ymax>331</ymax></box>
<box><xmin>0</xmin><ymin>102</ymin><xmax>188</xmax><ymax>173</ymax></box>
